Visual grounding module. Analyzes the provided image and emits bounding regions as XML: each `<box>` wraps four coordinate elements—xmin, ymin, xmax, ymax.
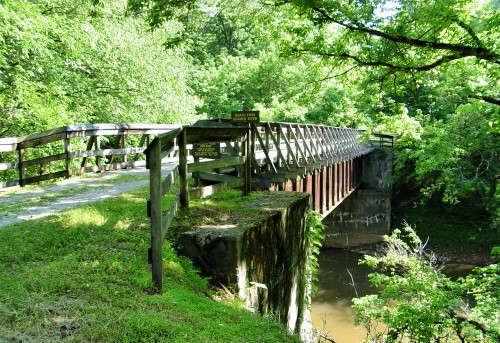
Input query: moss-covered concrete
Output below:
<box><xmin>177</xmin><ymin>191</ymin><xmax>312</xmax><ymax>338</ymax></box>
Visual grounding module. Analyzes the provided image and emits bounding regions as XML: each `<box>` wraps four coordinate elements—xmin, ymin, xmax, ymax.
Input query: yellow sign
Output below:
<box><xmin>231</xmin><ymin>110</ymin><xmax>260</xmax><ymax>123</ymax></box>
<box><xmin>192</xmin><ymin>143</ymin><xmax>221</xmax><ymax>158</ymax></box>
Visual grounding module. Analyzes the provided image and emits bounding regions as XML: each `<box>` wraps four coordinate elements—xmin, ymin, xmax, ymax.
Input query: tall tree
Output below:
<box><xmin>0</xmin><ymin>0</ymin><xmax>198</xmax><ymax>137</ymax></box>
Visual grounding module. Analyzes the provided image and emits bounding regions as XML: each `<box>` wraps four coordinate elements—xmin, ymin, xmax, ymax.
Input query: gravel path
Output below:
<box><xmin>0</xmin><ymin>165</ymin><xmax>176</xmax><ymax>229</ymax></box>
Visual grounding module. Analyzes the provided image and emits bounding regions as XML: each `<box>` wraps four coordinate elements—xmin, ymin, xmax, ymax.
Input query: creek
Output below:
<box><xmin>311</xmin><ymin>248</ymin><xmax>476</xmax><ymax>343</ymax></box>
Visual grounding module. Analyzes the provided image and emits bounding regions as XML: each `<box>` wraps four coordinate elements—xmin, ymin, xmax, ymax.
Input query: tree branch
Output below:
<box><xmin>294</xmin><ymin>49</ymin><xmax>469</xmax><ymax>72</ymax></box>
<box><xmin>468</xmin><ymin>94</ymin><xmax>500</xmax><ymax>106</ymax></box>
<box><xmin>308</xmin><ymin>6</ymin><xmax>499</xmax><ymax>65</ymax></box>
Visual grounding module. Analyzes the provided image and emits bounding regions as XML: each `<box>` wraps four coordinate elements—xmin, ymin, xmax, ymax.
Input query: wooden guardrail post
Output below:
<box><xmin>147</xmin><ymin>138</ymin><xmax>163</xmax><ymax>292</ymax></box>
<box><xmin>245</xmin><ymin>125</ymin><xmax>253</xmax><ymax>196</ymax></box>
<box><xmin>144</xmin><ymin>127</ymin><xmax>182</xmax><ymax>293</ymax></box>
<box><xmin>18</xmin><ymin>148</ymin><xmax>25</xmax><ymax>187</ymax></box>
<box><xmin>179</xmin><ymin>128</ymin><xmax>189</xmax><ymax>208</ymax></box>
<box><xmin>64</xmin><ymin>137</ymin><xmax>71</xmax><ymax>177</ymax></box>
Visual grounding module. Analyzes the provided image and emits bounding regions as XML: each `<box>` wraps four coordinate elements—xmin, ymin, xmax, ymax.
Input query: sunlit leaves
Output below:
<box><xmin>354</xmin><ymin>226</ymin><xmax>500</xmax><ymax>342</ymax></box>
<box><xmin>0</xmin><ymin>0</ymin><xmax>199</xmax><ymax>138</ymax></box>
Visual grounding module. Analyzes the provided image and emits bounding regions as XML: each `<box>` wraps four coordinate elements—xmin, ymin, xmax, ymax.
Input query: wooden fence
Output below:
<box><xmin>0</xmin><ymin>124</ymin><xmax>180</xmax><ymax>188</ymax></box>
<box><xmin>371</xmin><ymin>133</ymin><xmax>394</xmax><ymax>148</ymax></box>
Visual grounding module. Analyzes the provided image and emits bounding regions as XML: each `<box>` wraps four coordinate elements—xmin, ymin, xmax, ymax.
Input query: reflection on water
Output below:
<box><xmin>311</xmin><ymin>248</ymin><xmax>477</xmax><ymax>343</ymax></box>
<box><xmin>311</xmin><ymin>249</ymin><xmax>375</xmax><ymax>343</ymax></box>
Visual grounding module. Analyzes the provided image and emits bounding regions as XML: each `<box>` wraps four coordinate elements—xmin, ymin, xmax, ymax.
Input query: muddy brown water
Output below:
<box><xmin>311</xmin><ymin>248</ymin><xmax>476</xmax><ymax>343</ymax></box>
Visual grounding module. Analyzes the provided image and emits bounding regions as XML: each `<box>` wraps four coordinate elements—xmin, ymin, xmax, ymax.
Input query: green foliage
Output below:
<box><xmin>353</xmin><ymin>226</ymin><xmax>500</xmax><ymax>342</ymax></box>
<box><xmin>278</xmin><ymin>0</ymin><xmax>499</xmax><ymax>72</ymax></box>
<box><xmin>0</xmin><ymin>0</ymin><xmax>198</xmax><ymax>138</ymax></box>
<box><xmin>395</xmin><ymin>98</ymin><xmax>499</xmax><ymax>222</ymax></box>
<box><xmin>305</xmin><ymin>210</ymin><xmax>326</xmax><ymax>297</ymax></box>
<box><xmin>0</xmin><ymin>185</ymin><xmax>299</xmax><ymax>342</ymax></box>
<box><xmin>392</xmin><ymin>196</ymin><xmax>500</xmax><ymax>256</ymax></box>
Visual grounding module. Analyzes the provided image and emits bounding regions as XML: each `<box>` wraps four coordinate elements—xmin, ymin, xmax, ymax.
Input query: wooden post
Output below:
<box><xmin>349</xmin><ymin>159</ymin><xmax>354</xmax><ymax>190</ymax></box>
<box><xmin>306</xmin><ymin>172</ymin><xmax>313</xmax><ymax>194</ymax></box>
<box><xmin>276</xmin><ymin>126</ymin><xmax>281</xmax><ymax>168</ymax></box>
<box><xmin>295</xmin><ymin>125</ymin><xmax>307</xmax><ymax>164</ymax></box>
<box><xmin>148</xmin><ymin>139</ymin><xmax>163</xmax><ymax>292</ymax></box>
<box><xmin>322</xmin><ymin>166</ymin><xmax>327</xmax><ymax>213</ymax></box>
<box><xmin>95</xmin><ymin>135</ymin><xmax>101</xmax><ymax>167</ymax></box>
<box><xmin>265</xmin><ymin>125</ymin><xmax>271</xmax><ymax>172</ymax></box>
<box><xmin>347</xmin><ymin>159</ymin><xmax>351</xmax><ymax>191</ymax></box>
<box><xmin>244</xmin><ymin>127</ymin><xmax>251</xmax><ymax>196</ymax></box>
<box><xmin>18</xmin><ymin>148</ymin><xmax>25</xmax><ymax>187</ymax></box>
<box><xmin>121</xmin><ymin>135</ymin><xmax>127</xmax><ymax>164</ymax></box>
<box><xmin>334</xmin><ymin>163</ymin><xmax>339</xmax><ymax>205</ymax></box>
<box><xmin>286</xmin><ymin>126</ymin><xmax>292</xmax><ymax>164</ymax></box>
<box><xmin>314</xmin><ymin>169</ymin><xmax>321</xmax><ymax>211</ymax></box>
<box><xmin>343</xmin><ymin>161</ymin><xmax>348</xmax><ymax>196</ymax></box>
<box><xmin>179</xmin><ymin>129</ymin><xmax>189</xmax><ymax>208</ymax></box>
<box><xmin>327</xmin><ymin>165</ymin><xmax>333</xmax><ymax>210</ymax></box>
<box><xmin>64</xmin><ymin>137</ymin><xmax>71</xmax><ymax>177</ymax></box>
<box><xmin>339</xmin><ymin>161</ymin><xmax>344</xmax><ymax>200</ymax></box>
<box><xmin>296</xmin><ymin>174</ymin><xmax>302</xmax><ymax>192</ymax></box>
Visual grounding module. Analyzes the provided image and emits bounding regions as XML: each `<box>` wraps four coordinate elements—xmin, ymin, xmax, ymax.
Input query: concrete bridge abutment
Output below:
<box><xmin>323</xmin><ymin>148</ymin><xmax>393</xmax><ymax>248</ymax></box>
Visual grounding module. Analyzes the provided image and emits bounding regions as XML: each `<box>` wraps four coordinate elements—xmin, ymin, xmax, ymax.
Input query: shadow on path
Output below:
<box><xmin>0</xmin><ymin>165</ymin><xmax>175</xmax><ymax>228</ymax></box>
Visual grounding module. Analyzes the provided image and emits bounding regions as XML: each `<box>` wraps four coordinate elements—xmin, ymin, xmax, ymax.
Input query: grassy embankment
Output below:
<box><xmin>0</xmin><ymin>182</ymin><xmax>300</xmax><ymax>342</ymax></box>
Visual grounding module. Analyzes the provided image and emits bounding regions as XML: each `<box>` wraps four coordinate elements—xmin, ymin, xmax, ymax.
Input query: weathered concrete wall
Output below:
<box><xmin>323</xmin><ymin>148</ymin><xmax>393</xmax><ymax>248</ymax></box>
<box><xmin>177</xmin><ymin>191</ymin><xmax>313</xmax><ymax>339</ymax></box>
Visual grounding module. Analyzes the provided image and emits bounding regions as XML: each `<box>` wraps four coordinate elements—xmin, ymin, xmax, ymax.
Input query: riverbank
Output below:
<box><xmin>391</xmin><ymin>196</ymin><xmax>499</xmax><ymax>266</ymax></box>
<box><xmin>349</xmin><ymin>242</ymin><xmax>494</xmax><ymax>266</ymax></box>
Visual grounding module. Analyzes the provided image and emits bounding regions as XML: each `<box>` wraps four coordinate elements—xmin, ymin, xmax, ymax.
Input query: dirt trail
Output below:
<box><xmin>0</xmin><ymin>165</ymin><xmax>175</xmax><ymax>229</ymax></box>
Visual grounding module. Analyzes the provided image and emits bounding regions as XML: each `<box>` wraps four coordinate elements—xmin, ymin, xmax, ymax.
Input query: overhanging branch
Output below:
<box><xmin>468</xmin><ymin>94</ymin><xmax>500</xmax><ymax>106</ymax></box>
<box><xmin>308</xmin><ymin>6</ymin><xmax>499</xmax><ymax>65</ymax></box>
<box><xmin>294</xmin><ymin>49</ymin><xmax>469</xmax><ymax>72</ymax></box>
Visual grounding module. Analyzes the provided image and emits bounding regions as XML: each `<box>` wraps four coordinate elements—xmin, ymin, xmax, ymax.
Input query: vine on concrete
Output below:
<box><xmin>306</xmin><ymin>210</ymin><xmax>326</xmax><ymax>297</ymax></box>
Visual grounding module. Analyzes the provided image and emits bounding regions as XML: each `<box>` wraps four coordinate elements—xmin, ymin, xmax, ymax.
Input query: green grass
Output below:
<box><xmin>166</xmin><ymin>189</ymin><xmax>263</xmax><ymax>241</ymax></box>
<box><xmin>0</xmin><ymin>186</ymin><xmax>299</xmax><ymax>342</ymax></box>
<box><xmin>0</xmin><ymin>174</ymin><xmax>148</xmax><ymax>215</ymax></box>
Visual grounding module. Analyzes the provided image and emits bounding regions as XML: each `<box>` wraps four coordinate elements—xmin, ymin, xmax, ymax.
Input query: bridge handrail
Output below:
<box><xmin>370</xmin><ymin>133</ymin><xmax>394</xmax><ymax>148</ymax></box>
<box><xmin>0</xmin><ymin>124</ymin><xmax>181</xmax><ymax>188</ymax></box>
<box><xmin>145</xmin><ymin>124</ymin><xmax>251</xmax><ymax>292</ymax></box>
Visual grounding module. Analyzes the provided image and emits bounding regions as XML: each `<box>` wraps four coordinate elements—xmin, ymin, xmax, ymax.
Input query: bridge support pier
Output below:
<box><xmin>323</xmin><ymin>148</ymin><xmax>393</xmax><ymax>248</ymax></box>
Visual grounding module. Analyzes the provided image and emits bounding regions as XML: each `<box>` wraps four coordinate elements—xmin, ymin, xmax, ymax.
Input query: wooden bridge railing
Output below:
<box><xmin>1</xmin><ymin>121</ymin><xmax>384</xmax><ymax>292</ymax></box>
<box><xmin>144</xmin><ymin>120</ymin><xmax>377</xmax><ymax>292</ymax></box>
<box><xmin>145</xmin><ymin>123</ymin><xmax>250</xmax><ymax>292</ymax></box>
<box><xmin>371</xmin><ymin>133</ymin><xmax>394</xmax><ymax>148</ymax></box>
<box><xmin>249</xmin><ymin>123</ymin><xmax>373</xmax><ymax>179</ymax></box>
<box><xmin>244</xmin><ymin>123</ymin><xmax>373</xmax><ymax>215</ymax></box>
<box><xmin>0</xmin><ymin>124</ymin><xmax>180</xmax><ymax>188</ymax></box>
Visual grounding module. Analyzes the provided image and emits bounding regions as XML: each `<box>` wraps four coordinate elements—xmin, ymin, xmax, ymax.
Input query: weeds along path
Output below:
<box><xmin>0</xmin><ymin>165</ymin><xmax>176</xmax><ymax>229</ymax></box>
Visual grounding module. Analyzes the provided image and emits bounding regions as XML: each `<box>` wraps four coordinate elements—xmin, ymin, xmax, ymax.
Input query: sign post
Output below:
<box><xmin>231</xmin><ymin>110</ymin><xmax>260</xmax><ymax>124</ymax></box>
<box><xmin>231</xmin><ymin>111</ymin><xmax>260</xmax><ymax>196</ymax></box>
